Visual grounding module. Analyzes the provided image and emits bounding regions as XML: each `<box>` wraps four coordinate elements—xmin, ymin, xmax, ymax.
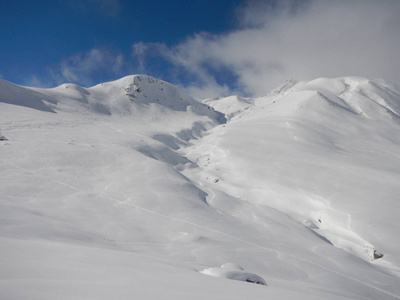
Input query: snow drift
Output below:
<box><xmin>200</xmin><ymin>263</ymin><xmax>267</xmax><ymax>285</ymax></box>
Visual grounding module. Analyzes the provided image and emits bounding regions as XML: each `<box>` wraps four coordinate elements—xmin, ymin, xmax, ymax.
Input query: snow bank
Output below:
<box><xmin>200</xmin><ymin>263</ymin><xmax>267</xmax><ymax>285</ymax></box>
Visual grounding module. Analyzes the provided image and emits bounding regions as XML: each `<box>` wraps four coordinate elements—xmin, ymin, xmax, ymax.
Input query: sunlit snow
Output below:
<box><xmin>1</xmin><ymin>75</ymin><xmax>400</xmax><ymax>299</ymax></box>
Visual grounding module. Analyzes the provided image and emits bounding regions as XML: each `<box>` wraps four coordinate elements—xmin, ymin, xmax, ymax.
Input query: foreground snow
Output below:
<box><xmin>0</xmin><ymin>75</ymin><xmax>399</xmax><ymax>299</ymax></box>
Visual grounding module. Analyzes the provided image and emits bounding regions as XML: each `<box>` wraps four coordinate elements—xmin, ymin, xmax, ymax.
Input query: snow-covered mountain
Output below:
<box><xmin>1</xmin><ymin>75</ymin><xmax>400</xmax><ymax>299</ymax></box>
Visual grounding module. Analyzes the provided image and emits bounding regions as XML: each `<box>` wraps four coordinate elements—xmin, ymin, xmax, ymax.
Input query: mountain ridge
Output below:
<box><xmin>0</xmin><ymin>75</ymin><xmax>224</xmax><ymax>123</ymax></box>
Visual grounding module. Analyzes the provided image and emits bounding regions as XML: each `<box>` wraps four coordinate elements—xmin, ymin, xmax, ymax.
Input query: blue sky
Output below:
<box><xmin>1</xmin><ymin>0</ymin><xmax>400</xmax><ymax>98</ymax></box>
<box><xmin>0</xmin><ymin>0</ymin><xmax>243</xmax><ymax>88</ymax></box>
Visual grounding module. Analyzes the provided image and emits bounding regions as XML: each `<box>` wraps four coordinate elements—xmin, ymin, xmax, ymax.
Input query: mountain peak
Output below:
<box><xmin>257</xmin><ymin>77</ymin><xmax>400</xmax><ymax>120</ymax></box>
<box><xmin>0</xmin><ymin>75</ymin><xmax>225</xmax><ymax>122</ymax></box>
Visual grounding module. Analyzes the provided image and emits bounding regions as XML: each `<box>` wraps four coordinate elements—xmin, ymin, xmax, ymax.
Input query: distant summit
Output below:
<box><xmin>270</xmin><ymin>77</ymin><xmax>400</xmax><ymax>120</ymax></box>
<box><xmin>0</xmin><ymin>75</ymin><xmax>225</xmax><ymax>123</ymax></box>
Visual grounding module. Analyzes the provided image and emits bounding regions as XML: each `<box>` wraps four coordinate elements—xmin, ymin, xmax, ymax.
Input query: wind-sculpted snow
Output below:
<box><xmin>1</xmin><ymin>76</ymin><xmax>400</xmax><ymax>299</ymax></box>
<box><xmin>200</xmin><ymin>263</ymin><xmax>267</xmax><ymax>285</ymax></box>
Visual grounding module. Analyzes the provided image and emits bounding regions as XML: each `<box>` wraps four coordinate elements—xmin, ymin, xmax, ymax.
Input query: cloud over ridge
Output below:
<box><xmin>134</xmin><ymin>0</ymin><xmax>400</xmax><ymax>98</ymax></box>
<box><xmin>21</xmin><ymin>0</ymin><xmax>400</xmax><ymax>98</ymax></box>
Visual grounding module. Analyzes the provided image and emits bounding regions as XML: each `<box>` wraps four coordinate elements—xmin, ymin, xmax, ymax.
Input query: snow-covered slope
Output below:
<box><xmin>191</xmin><ymin>77</ymin><xmax>400</xmax><ymax>261</ymax></box>
<box><xmin>1</xmin><ymin>76</ymin><xmax>400</xmax><ymax>299</ymax></box>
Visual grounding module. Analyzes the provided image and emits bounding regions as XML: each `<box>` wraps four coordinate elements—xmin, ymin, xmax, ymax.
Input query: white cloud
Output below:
<box><xmin>141</xmin><ymin>0</ymin><xmax>400</xmax><ymax>97</ymax></box>
<box><xmin>23</xmin><ymin>75</ymin><xmax>49</xmax><ymax>88</ymax></box>
<box><xmin>22</xmin><ymin>48</ymin><xmax>127</xmax><ymax>88</ymax></box>
<box><xmin>132</xmin><ymin>42</ymin><xmax>149</xmax><ymax>73</ymax></box>
<box><xmin>59</xmin><ymin>48</ymin><xmax>125</xmax><ymax>86</ymax></box>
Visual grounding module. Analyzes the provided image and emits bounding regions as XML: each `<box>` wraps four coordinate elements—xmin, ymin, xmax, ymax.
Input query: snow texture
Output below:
<box><xmin>1</xmin><ymin>75</ymin><xmax>400</xmax><ymax>299</ymax></box>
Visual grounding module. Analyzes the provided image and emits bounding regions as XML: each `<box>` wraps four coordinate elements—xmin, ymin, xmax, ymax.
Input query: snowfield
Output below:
<box><xmin>1</xmin><ymin>75</ymin><xmax>400</xmax><ymax>299</ymax></box>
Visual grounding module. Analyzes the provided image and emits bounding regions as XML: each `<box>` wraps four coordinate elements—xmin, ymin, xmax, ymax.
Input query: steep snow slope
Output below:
<box><xmin>185</xmin><ymin>76</ymin><xmax>400</xmax><ymax>266</ymax></box>
<box><xmin>1</xmin><ymin>76</ymin><xmax>400</xmax><ymax>299</ymax></box>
